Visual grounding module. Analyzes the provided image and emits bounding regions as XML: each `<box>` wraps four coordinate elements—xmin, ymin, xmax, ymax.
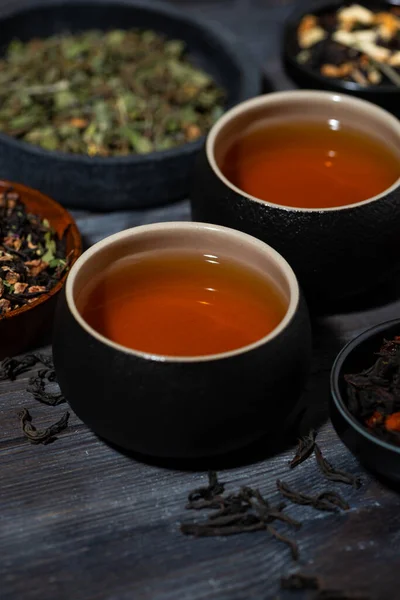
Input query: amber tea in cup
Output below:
<box><xmin>78</xmin><ymin>249</ymin><xmax>287</xmax><ymax>357</ymax></box>
<box><xmin>53</xmin><ymin>222</ymin><xmax>309</xmax><ymax>458</ymax></box>
<box><xmin>219</xmin><ymin>118</ymin><xmax>400</xmax><ymax>209</ymax></box>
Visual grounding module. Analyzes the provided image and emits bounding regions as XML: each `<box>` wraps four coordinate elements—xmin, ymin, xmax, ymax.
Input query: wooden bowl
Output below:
<box><xmin>0</xmin><ymin>180</ymin><xmax>81</xmax><ymax>359</ymax></box>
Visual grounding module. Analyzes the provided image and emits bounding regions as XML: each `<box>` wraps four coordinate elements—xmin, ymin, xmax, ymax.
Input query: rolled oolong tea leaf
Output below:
<box><xmin>18</xmin><ymin>407</ymin><xmax>69</xmax><ymax>444</ymax></box>
<box><xmin>0</xmin><ymin>189</ymin><xmax>68</xmax><ymax>315</ymax></box>
<box><xmin>33</xmin><ymin>352</ymin><xmax>55</xmax><ymax>369</ymax></box>
<box><xmin>314</xmin><ymin>443</ymin><xmax>362</xmax><ymax>488</ymax></box>
<box><xmin>182</xmin><ymin>476</ymin><xmax>301</xmax><ymax>560</ymax></box>
<box><xmin>0</xmin><ymin>29</ymin><xmax>226</xmax><ymax>156</ymax></box>
<box><xmin>27</xmin><ymin>368</ymin><xmax>65</xmax><ymax>406</ymax></box>
<box><xmin>345</xmin><ymin>336</ymin><xmax>400</xmax><ymax>446</ymax></box>
<box><xmin>267</xmin><ymin>525</ymin><xmax>299</xmax><ymax>560</ymax></box>
<box><xmin>0</xmin><ymin>352</ymin><xmax>55</xmax><ymax>381</ymax></box>
<box><xmin>0</xmin><ymin>354</ymin><xmax>39</xmax><ymax>380</ymax></box>
<box><xmin>187</xmin><ymin>471</ymin><xmax>225</xmax><ymax>506</ymax></box>
<box><xmin>289</xmin><ymin>429</ymin><xmax>316</xmax><ymax>468</ymax></box>
<box><xmin>277</xmin><ymin>480</ymin><xmax>350</xmax><ymax>512</ymax></box>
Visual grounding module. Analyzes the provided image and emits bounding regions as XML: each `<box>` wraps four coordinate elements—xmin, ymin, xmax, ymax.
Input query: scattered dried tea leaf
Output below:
<box><xmin>18</xmin><ymin>407</ymin><xmax>69</xmax><ymax>444</ymax></box>
<box><xmin>182</xmin><ymin>476</ymin><xmax>300</xmax><ymax>560</ymax></box>
<box><xmin>289</xmin><ymin>429</ymin><xmax>316</xmax><ymax>468</ymax></box>
<box><xmin>27</xmin><ymin>368</ymin><xmax>65</xmax><ymax>406</ymax></box>
<box><xmin>277</xmin><ymin>480</ymin><xmax>349</xmax><ymax>512</ymax></box>
<box><xmin>0</xmin><ymin>354</ymin><xmax>40</xmax><ymax>380</ymax></box>
<box><xmin>314</xmin><ymin>443</ymin><xmax>362</xmax><ymax>488</ymax></box>
<box><xmin>187</xmin><ymin>471</ymin><xmax>225</xmax><ymax>505</ymax></box>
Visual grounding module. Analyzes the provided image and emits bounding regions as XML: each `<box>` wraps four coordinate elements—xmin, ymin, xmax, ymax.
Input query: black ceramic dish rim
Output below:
<box><xmin>330</xmin><ymin>318</ymin><xmax>400</xmax><ymax>455</ymax></box>
<box><xmin>206</xmin><ymin>89</ymin><xmax>400</xmax><ymax>213</ymax></box>
<box><xmin>65</xmin><ymin>221</ymin><xmax>301</xmax><ymax>364</ymax></box>
<box><xmin>283</xmin><ymin>0</ymin><xmax>400</xmax><ymax>95</ymax></box>
<box><xmin>0</xmin><ymin>0</ymin><xmax>260</xmax><ymax>165</ymax></box>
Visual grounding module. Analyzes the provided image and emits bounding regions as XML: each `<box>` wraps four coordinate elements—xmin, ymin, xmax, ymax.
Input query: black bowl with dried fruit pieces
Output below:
<box><xmin>0</xmin><ymin>0</ymin><xmax>261</xmax><ymax>211</ymax></box>
<box><xmin>283</xmin><ymin>1</ymin><xmax>400</xmax><ymax>116</ymax></box>
<box><xmin>331</xmin><ymin>319</ymin><xmax>400</xmax><ymax>483</ymax></box>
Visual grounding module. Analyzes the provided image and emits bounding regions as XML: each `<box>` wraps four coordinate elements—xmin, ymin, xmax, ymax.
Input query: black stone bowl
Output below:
<box><xmin>52</xmin><ymin>222</ymin><xmax>311</xmax><ymax>459</ymax></box>
<box><xmin>191</xmin><ymin>90</ymin><xmax>400</xmax><ymax>309</ymax></box>
<box><xmin>0</xmin><ymin>0</ymin><xmax>261</xmax><ymax>211</ymax></box>
<box><xmin>331</xmin><ymin>319</ymin><xmax>400</xmax><ymax>483</ymax></box>
<box><xmin>283</xmin><ymin>0</ymin><xmax>400</xmax><ymax>118</ymax></box>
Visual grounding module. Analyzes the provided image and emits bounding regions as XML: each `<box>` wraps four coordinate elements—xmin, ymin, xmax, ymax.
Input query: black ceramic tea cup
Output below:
<box><xmin>191</xmin><ymin>90</ymin><xmax>400</xmax><ymax>307</ymax></box>
<box><xmin>53</xmin><ymin>222</ymin><xmax>311</xmax><ymax>458</ymax></box>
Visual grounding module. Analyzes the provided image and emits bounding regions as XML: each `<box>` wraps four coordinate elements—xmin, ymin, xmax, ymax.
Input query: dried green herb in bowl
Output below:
<box><xmin>0</xmin><ymin>29</ymin><xmax>226</xmax><ymax>156</ymax></box>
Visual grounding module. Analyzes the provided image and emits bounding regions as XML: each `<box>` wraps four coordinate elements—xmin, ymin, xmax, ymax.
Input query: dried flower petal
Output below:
<box><xmin>338</xmin><ymin>5</ymin><xmax>374</xmax><ymax>26</ymax></box>
<box><xmin>389</xmin><ymin>51</ymin><xmax>400</xmax><ymax>67</ymax></box>
<box><xmin>385</xmin><ymin>412</ymin><xmax>400</xmax><ymax>432</ymax></box>
<box><xmin>27</xmin><ymin>285</ymin><xmax>47</xmax><ymax>294</ymax></box>
<box><xmin>321</xmin><ymin>63</ymin><xmax>353</xmax><ymax>77</ymax></box>
<box><xmin>25</xmin><ymin>259</ymin><xmax>48</xmax><ymax>277</ymax></box>
<box><xmin>5</xmin><ymin>270</ymin><xmax>20</xmax><ymax>284</ymax></box>
<box><xmin>375</xmin><ymin>12</ymin><xmax>400</xmax><ymax>41</ymax></box>
<box><xmin>0</xmin><ymin>298</ymin><xmax>11</xmax><ymax>313</ymax></box>
<box><xmin>299</xmin><ymin>26</ymin><xmax>327</xmax><ymax>49</ymax></box>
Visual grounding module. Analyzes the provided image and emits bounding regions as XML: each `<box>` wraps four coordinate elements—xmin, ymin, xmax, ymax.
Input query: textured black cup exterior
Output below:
<box><xmin>191</xmin><ymin>149</ymin><xmax>400</xmax><ymax>305</ymax></box>
<box><xmin>53</xmin><ymin>289</ymin><xmax>311</xmax><ymax>458</ymax></box>
<box><xmin>0</xmin><ymin>0</ymin><xmax>261</xmax><ymax>211</ymax></box>
<box><xmin>330</xmin><ymin>320</ymin><xmax>400</xmax><ymax>483</ymax></box>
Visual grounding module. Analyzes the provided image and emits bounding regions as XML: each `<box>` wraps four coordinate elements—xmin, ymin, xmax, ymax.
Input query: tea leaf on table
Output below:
<box><xmin>27</xmin><ymin>368</ymin><xmax>65</xmax><ymax>406</ymax></box>
<box><xmin>182</xmin><ymin>475</ymin><xmax>300</xmax><ymax>560</ymax></box>
<box><xmin>187</xmin><ymin>471</ymin><xmax>225</xmax><ymax>504</ymax></box>
<box><xmin>289</xmin><ymin>429</ymin><xmax>316</xmax><ymax>468</ymax></box>
<box><xmin>277</xmin><ymin>480</ymin><xmax>350</xmax><ymax>512</ymax></box>
<box><xmin>0</xmin><ymin>354</ymin><xmax>39</xmax><ymax>381</ymax></box>
<box><xmin>18</xmin><ymin>408</ymin><xmax>69</xmax><ymax>444</ymax></box>
<box><xmin>314</xmin><ymin>443</ymin><xmax>362</xmax><ymax>488</ymax></box>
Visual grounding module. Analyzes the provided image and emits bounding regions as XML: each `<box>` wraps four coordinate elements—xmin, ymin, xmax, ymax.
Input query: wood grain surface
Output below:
<box><xmin>1</xmin><ymin>1</ymin><xmax>400</xmax><ymax>599</ymax></box>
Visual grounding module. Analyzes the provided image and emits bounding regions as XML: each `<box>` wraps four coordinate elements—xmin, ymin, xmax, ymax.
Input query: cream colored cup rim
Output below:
<box><xmin>206</xmin><ymin>90</ymin><xmax>400</xmax><ymax>213</ymax></box>
<box><xmin>65</xmin><ymin>221</ymin><xmax>300</xmax><ymax>363</ymax></box>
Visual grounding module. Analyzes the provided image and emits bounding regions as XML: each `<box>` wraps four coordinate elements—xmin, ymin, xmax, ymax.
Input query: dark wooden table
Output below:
<box><xmin>2</xmin><ymin>1</ymin><xmax>400</xmax><ymax>599</ymax></box>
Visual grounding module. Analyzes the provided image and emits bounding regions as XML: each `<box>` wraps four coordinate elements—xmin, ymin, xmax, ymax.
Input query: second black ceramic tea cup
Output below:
<box><xmin>53</xmin><ymin>222</ymin><xmax>311</xmax><ymax>458</ymax></box>
<box><xmin>191</xmin><ymin>90</ymin><xmax>400</xmax><ymax>307</ymax></box>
